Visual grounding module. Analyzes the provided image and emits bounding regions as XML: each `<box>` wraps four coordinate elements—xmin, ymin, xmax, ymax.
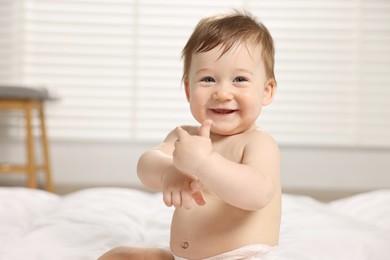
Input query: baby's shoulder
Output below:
<box><xmin>241</xmin><ymin>128</ymin><xmax>279</xmax><ymax>153</ymax></box>
<box><xmin>244</xmin><ymin>128</ymin><xmax>277</xmax><ymax>143</ymax></box>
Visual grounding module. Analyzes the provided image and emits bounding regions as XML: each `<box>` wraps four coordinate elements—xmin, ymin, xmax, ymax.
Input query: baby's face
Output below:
<box><xmin>185</xmin><ymin>42</ymin><xmax>275</xmax><ymax>136</ymax></box>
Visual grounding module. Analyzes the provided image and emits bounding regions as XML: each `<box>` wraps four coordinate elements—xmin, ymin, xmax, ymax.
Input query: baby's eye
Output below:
<box><xmin>201</xmin><ymin>76</ymin><xmax>215</xmax><ymax>83</ymax></box>
<box><xmin>233</xmin><ymin>76</ymin><xmax>248</xmax><ymax>82</ymax></box>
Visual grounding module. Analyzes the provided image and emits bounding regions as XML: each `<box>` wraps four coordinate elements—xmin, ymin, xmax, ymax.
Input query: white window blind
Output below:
<box><xmin>23</xmin><ymin>0</ymin><xmax>137</xmax><ymax>140</ymax></box>
<box><xmin>0</xmin><ymin>1</ymin><xmax>23</xmax><ymax>83</ymax></box>
<box><xmin>0</xmin><ymin>0</ymin><xmax>389</xmax><ymax>147</ymax></box>
<box><xmin>249</xmin><ymin>0</ymin><xmax>390</xmax><ymax>147</ymax></box>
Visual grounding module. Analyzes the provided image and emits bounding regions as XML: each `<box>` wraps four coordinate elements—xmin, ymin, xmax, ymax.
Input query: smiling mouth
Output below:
<box><xmin>211</xmin><ymin>109</ymin><xmax>238</xmax><ymax>114</ymax></box>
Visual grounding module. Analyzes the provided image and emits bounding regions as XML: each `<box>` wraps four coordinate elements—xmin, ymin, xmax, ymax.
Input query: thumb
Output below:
<box><xmin>198</xmin><ymin>120</ymin><xmax>212</xmax><ymax>138</ymax></box>
<box><xmin>190</xmin><ymin>180</ymin><xmax>205</xmax><ymax>206</ymax></box>
<box><xmin>190</xmin><ymin>179</ymin><xmax>202</xmax><ymax>192</ymax></box>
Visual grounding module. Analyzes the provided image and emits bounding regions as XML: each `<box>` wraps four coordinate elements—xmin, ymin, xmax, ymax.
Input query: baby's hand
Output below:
<box><xmin>161</xmin><ymin>166</ymin><xmax>205</xmax><ymax>210</ymax></box>
<box><xmin>173</xmin><ymin>120</ymin><xmax>213</xmax><ymax>176</ymax></box>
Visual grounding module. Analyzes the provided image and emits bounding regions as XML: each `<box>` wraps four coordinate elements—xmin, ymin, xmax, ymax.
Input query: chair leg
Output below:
<box><xmin>38</xmin><ymin>103</ymin><xmax>54</xmax><ymax>192</ymax></box>
<box><xmin>25</xmin><ymin>101</ymin><xmax>37</xmax><ymax>189</ymax></box>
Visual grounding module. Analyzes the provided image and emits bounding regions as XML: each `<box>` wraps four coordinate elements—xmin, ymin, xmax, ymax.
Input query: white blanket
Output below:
<box><xmin>0</xmin><ymin>187</ymin><xmax>389</xmax><ymax>260</ymax></box>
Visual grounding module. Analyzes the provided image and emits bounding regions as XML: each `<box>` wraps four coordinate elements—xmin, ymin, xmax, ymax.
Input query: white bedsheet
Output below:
<box><xmin>0</xmin><ymin>187</ymin><xmax>389</xmax><ymax>260</ymax></box>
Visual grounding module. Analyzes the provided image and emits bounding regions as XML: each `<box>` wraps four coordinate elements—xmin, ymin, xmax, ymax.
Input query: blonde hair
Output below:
<box><xmin>182</xmin><ymin>10</ymin><xmax>276</xmax><ymax>83</ymax></box>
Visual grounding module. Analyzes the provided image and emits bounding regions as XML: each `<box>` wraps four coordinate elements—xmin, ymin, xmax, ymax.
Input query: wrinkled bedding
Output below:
<box><xmin>0</xmin><ymin>187</ymin><xmax>389</xmax><ymax>260</ymax></box>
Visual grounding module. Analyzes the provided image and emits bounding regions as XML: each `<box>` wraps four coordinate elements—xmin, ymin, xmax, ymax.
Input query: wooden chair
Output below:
<box><xmin>0</xmin><ymin>85</ymin><xmax>57</xmax><ymax>192</ymax></box>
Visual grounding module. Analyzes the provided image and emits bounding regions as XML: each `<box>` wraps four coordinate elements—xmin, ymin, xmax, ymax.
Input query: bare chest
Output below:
<box><xmin>211</xmin><ymin>136</ymin><xmax>246</xmax><ymax>164</ymax></box>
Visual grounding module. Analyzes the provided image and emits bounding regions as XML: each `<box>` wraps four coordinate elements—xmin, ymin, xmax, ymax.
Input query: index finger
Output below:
<box><xmin>198</xmin><ymin>120</ymin><xmax>212</xmax><ymax>138</ymax></box>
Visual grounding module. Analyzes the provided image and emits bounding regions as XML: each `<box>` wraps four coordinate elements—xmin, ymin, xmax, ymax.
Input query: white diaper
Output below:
<box><xmin>172</xmin><ymin>244</ymin><xmax>275</xmax><ymax>260</ymax></box>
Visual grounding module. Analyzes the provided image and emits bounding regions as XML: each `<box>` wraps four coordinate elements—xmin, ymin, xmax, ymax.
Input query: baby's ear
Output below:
<box><xmin>262</xmin><ymin>78</ymin><xmax>276</xmax><ymax>106</ymax></box>
<box><xmin>184</xmin><ymin>77</ymin><xmax>190</xmax><ymax>102</ymax></box>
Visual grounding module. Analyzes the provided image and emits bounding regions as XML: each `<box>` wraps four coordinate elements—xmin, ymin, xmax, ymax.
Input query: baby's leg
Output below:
<box><xmin>98</xmin><ymin>246</ymin><xmax>174</xmax><ymax>260</ymax></box>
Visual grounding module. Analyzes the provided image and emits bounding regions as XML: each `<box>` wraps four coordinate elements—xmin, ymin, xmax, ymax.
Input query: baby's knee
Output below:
<box><xmin>98</xmin><ymin>246</ymin><xmax>174</xmax><ymax>260</ymax></box>
<box><xmin>98</xmin><ymin>246</ymin><xmax>146</xmax><ymax>260</ymax></box>
<box><xmin>146</xmin><ymin>248</ymin><xmax>175</xmax><ymax>260</ymax></box>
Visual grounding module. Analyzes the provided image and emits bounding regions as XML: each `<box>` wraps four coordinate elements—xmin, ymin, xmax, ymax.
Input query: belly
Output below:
<box><xmin>170</xmin><ymin>193</ymin><xmax>280</xmax><ymax>259</ymax></box>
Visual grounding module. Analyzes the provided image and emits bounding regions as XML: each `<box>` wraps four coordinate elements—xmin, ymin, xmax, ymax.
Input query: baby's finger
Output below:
<box><xmin>190</xmin><ymin>180</ymin><xmax>202</xmax><ymax>192</ymax></box>
<box><xmin>190</xmin><ymin>180</ymin><xmax>205</xmax><ymax>206</ymax></box>
<box><xmin>181</xmin><ymin>191</ymin><xmax>194</xmax><ymax>210</ymax></box>
<box><xmin>162</xmin><ymin>191</ymin><xmax>172</xmax><ymax>207</ymax></box>
<box><xmin>172</xmin><ymin>191</ymin><xmax>182</xmax><ymax>208</ymax></box>
<box><xmin>192</xmin><ymin>191</ymin><xmax>206</xmax><ymax>206</ymax></box>
<box><xmin>198</xmin><ymin>120</ymin><xmax>212</xmax><ymax>138</ymax></box>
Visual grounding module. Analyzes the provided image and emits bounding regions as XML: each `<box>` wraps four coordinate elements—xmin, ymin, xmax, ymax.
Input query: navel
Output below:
<box><xmin>181</xmin><ymin>241</ymin><xmax>189</xmax><ymax>249</ymax></box>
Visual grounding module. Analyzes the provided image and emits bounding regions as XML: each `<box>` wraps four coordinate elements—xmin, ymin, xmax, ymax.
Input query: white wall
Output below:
<box><xmin>1</xmin><ymin>140</ymin><xmax>389</xmax><ymax>193</ymax></box>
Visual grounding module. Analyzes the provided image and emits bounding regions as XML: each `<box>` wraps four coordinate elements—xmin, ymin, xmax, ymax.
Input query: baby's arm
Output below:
<box><xmin>137</xmin><ymin>141</ymin><xmax>175</xmax><ymax>190</ymax></box>
<box><xmin>137</xmin><ymin>130</ymin><xmax>205</xmax><ymax>209</ymax></box>
<box><xmin>173</xmin><ymin>121</ymin><xmax>280</xmax><ymax>211</ymax></box>
<box><xmin>200</xmin><ymin>135</ymin><xmax>280</xmax><ymax>211</ymax></box>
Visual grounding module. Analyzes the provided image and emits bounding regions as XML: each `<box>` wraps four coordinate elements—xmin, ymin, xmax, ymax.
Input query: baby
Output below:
<box><xmin>99</xmin><ymin>10</ymin><xmax>281</xmax><ymax>260</ymax></box>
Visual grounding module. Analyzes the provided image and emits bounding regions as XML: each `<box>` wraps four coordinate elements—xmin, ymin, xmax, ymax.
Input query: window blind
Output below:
<box><xmin>0</xmin><ymin>0</ymin><xmax>389</xmax><ymax>147</ymax></box>
<box><xmin>0</xmin><ymin>1</ymin><xmax>22</xmax><ymax>83</ymax></box>
<box><xmin>22</xmin><ymin>0</ymin><xmax>137</xmax><ymax>140</ymax></box>
<box><xmin>249</xmin><ymin>0</ymin><xmax>390</xmax><ymax>147</ymax></box>
<box><xmin>0</xmin><ymin>1</ymin><xmax>24</xmax><ymax>136</ymax></box>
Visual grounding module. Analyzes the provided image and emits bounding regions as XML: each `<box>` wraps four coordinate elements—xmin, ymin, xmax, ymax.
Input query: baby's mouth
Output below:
<box><xmin>211</xmin><ymin>109</ymin><xmax>237</xmax><ymax>114</ymax></box>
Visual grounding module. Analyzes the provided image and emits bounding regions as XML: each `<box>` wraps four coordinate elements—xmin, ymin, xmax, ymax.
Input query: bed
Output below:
<box><xmin>0</xmin><ymin>187</ymin><xmax>389</xmax><ymax>260</ymax></box>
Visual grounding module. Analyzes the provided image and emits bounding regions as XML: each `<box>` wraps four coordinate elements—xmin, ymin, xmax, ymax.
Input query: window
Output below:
<box><xmin>1</xmin><ymin>0</ymin><xmax>389</xmax><ymax>147</ymax></box>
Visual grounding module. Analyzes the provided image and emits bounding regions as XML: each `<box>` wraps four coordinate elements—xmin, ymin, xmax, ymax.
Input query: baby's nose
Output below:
<box><xmin>212</xmin><ymin>86</ymin><xmax>233</xmax><ymax>101</ymax></box>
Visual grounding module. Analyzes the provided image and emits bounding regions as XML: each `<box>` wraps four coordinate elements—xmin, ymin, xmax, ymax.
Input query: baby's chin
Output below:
<box><xmin>209</xmin><ymin>125</ymin><xmax>246</xmax><ymax>136</ymax></box>
<box><xmin>211</xmin><ymin>121</ymin><xmax>259</xmax><ymax>136</ymax></box>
